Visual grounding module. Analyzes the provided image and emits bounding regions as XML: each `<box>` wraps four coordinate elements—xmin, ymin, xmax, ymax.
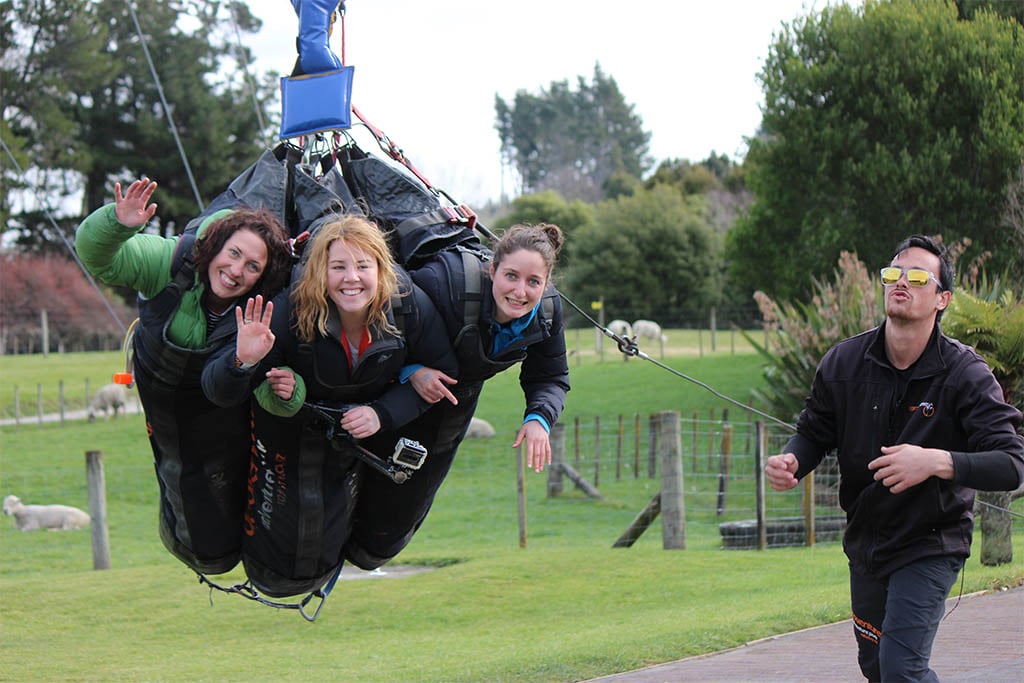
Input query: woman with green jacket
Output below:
<box><xmin>75</xmin><ymin>178</ymin><xmax>292</xmax><ymax>576</ymax></box>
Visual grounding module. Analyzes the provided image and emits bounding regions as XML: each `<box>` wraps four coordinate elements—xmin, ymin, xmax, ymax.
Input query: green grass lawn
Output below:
<box><xmin>1</xmin><ymin>346</ymin><xmax>1021</xmax><ymax>682</ymax></box>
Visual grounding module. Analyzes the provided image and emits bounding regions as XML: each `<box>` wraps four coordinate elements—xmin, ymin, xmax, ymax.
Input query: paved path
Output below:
<box><xmin>586</xmin><ymin>587</ymin><xmax>1024</xmax><ymax>682</ymax></box>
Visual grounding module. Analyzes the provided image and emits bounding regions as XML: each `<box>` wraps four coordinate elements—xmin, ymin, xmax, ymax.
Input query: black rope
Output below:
<box><xmin>557</xmin><ymin>292</ymin><xmax>797</xmax><ymax>432</ymax></box>
<box><xmin>226</xmin><ymin>3</ymin><xmax>268</xmax><ymax>141</ymax></box>
<box><xmin>126</xmin><ymin>1</ymin><xmax>204</xmax><ymax>212</ymax></box>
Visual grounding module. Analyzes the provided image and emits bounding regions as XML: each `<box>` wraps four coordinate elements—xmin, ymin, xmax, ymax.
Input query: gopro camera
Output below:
<box><xmin>392</xmin><ymin>438</ymin><xmax>428</xmax><ymax>471</ymax></box>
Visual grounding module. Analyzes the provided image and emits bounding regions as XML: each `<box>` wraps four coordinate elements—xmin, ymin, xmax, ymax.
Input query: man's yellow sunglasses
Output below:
<box><xmin>879</xmin><ymin>266</ymin><xmax>940</xmax><ymax>288</ymax></box>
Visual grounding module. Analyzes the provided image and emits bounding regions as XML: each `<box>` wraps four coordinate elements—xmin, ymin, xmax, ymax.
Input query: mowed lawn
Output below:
<box><xmin>1</xmin><ymin>342</ymin><xmax>1022</xmax><ymax>682</ymax></box>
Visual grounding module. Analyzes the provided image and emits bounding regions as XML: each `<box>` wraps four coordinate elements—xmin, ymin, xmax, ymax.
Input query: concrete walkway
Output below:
<box><xmin>586</xmin><ymin>587</ymin><xmax>1024</xmax><ymax>682</ymax></box>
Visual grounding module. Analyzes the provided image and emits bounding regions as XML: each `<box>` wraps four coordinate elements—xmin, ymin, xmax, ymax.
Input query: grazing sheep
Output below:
<box><xmin>465</xmin><ymin>417</ymin><xmax>496</xmax><ymax>439</ymax></box>
<box><xmin>607</xmin><ymin>319</ymin><xmax>633</xmax><ymax>338</ymax></box>
<box><xmin>88</xmin><ymin>383</ymin><xmax>128</xmax><ymax>422</ymax></box>
<box><xmin>632</xmin><ymin>319</ymin><xmax>668</xmax><ymax>344</ymax></box>
<box><xmin>3</xmin><ymin>495</ymin><xmax>91</xmax><ymax>531</ymax></box>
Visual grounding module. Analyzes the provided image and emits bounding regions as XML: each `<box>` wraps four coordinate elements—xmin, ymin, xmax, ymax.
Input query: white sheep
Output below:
<box><xmin>607</xmin><ymin>319</ymin><xmax>633</xmax><ymax>338</ymax></box>
<box><xmin>3</xmin><ymin>495</ymin><xmax>91</xmax><ymax>531</ymax></box>
<box><xmin>465</xmin><ymin>417</ymin><xmax>496</xmax><ymax>439</ymax></box>
<box><xmin>88</xmin><ymin>383</ymin><xmax>128</xmax><ymax>422</ymax></box>
<box><xmin>633</xmin><ymin>319</ymin><xmax>668</xmax><ymax>344</ymax></box>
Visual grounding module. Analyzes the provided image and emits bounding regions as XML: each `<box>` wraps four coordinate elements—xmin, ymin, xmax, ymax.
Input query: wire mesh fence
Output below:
<box><xmin>546</xmin><ymin>411</ymin><xmax>843</xmax><ymax>549</ymax></box>
<box><xmin>4</xmin><ymin>405</ymin><xmax>1021</xmax><ymax>568</ymax></box>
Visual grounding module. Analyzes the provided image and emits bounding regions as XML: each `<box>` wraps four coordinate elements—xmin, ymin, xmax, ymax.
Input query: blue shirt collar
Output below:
<box><xmin>490</xmin><ymin>304</ymin><xmax>539</xmax><ymax>355</ymax></box>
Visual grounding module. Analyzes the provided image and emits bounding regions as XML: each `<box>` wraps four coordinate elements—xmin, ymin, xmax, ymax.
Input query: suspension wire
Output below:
<box><xmin>126</xmin><ymin>1</ymin><xmax>204</xmax><ymax>212</ymax></box>
<box><xmin>0</xmin><ymin>137</ymin><xmax>129</xmax><ymax>336</ymax></box>
<box><xmin>557</xmin><ymin>292</ymin><xmax>796</xmax><ymax>433</ymax></box>
<box><xmin>226</xmin><ymin>3</ymin><xmax>268</xmax><ymax>141</ymax></box>
<box><xmin>976</xmin><ymin>498</ymin><xmax>1024</xmax><ymax>519</ymax></box>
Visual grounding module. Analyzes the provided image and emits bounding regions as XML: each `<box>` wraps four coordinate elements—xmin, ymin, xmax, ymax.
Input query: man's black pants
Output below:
<box><xmin>849</xmin><ymin>555</ymin><xmax>964</xmax><ymax>682</ymax></box>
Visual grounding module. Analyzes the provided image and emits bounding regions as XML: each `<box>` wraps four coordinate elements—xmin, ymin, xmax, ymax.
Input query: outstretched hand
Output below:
<box><xmin>235</xmin><ymin>295</ymin><xmax>275</xmax><ymax>366</ymax></box>
<box><xmin>409</xmin><ymin>367</ymin><xmax>458</xmax><ymax>405</ymax></box>
<box><xmin>513</xmin><ymin>421</ymin><xmax>551</xmax><ymax>473</ymax></box>
<box><xmin>114</xmin><ymin>178</ymin><xmax>158</xmax><ymax>228</ymax></box>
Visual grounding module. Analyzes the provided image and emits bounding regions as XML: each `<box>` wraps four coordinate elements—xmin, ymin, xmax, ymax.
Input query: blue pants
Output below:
<box><xmin>849</xmin><ymin>555</ymin><xmax>964</xmax><ymax>682</ymax></box>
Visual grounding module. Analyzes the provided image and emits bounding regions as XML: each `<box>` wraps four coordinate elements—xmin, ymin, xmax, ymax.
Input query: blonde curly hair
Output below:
<box><xmin>292</xmin><ymin>215</ymin><xmax>401</xmax><ymax>342</ymax></box>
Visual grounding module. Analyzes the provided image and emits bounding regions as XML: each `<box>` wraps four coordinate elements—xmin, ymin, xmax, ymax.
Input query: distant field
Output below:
<box><xmin>1</xmin><ymin>340</ymin><xmax>1022</xmax><ymax>682</ymax></box>
<box><xmin>0</xmin><ymin>328</ymin><xmax>764</xmax><ymax>420</ymax></box>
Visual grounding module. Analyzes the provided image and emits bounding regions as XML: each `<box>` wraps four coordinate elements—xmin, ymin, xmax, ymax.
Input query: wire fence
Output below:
<box><xmin>1</xmin><ymin>381</ymin><xmax>142</xmax><ymax>424</ymax></box>
<box><xmin>546</xmin><ymin>411</ymin><xmax>842</xmax><ymax>549</ymax></box>
<box><xmin>0</xmin><ymin>408</ymin><xmax>844</xmax><ymax>556</ymax></box>
<box><xmin>4</xmin><ymin>407</ymin><xmax>1021</xmax><ymax>566</ymax></box>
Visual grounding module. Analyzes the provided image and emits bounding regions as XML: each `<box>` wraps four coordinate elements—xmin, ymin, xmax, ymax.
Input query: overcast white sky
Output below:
<box><xmin>243</xmin><ymin>0</ymin><xmax>841</xmax><ymax>205</ymax></box>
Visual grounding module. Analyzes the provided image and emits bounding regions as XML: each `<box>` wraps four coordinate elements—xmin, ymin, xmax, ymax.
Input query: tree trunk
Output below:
<box><xmin>979</xmin><ymin>491</ymin><xmax>1012</xmax><ymax>566</ymax></box>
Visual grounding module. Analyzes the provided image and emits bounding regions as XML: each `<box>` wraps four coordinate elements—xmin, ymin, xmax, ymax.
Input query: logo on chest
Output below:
<box><xmin>909</xmin><ymin>401</ymin><xmax>935</xmax><ymax>418</ymax></box>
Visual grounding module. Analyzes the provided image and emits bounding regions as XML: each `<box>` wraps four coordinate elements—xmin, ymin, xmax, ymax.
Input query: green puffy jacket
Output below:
<box><xmin>75</xmin><ymin>204</ymin><xmax>229</xmax><ymax>349</ymax></box>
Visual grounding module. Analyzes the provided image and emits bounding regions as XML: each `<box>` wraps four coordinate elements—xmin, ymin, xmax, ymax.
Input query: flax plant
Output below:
<box><xmin>744</xmin><ymin>251</ymin><xmax>882</xmax><ymax>423</ymax></box>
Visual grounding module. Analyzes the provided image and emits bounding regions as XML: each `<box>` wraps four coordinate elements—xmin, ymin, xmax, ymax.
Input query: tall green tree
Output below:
<box><xmin>495</xmin><ymin>64</ymin><xmax>652</xmax><ymax>203</ymax></box>
<box><xmin>727</xmin><ymin>0</ymin><xmax>1024</xmax><ymax>301</ymax></box>
<box><xmin>563</xmin><ymin>186</ymin><xmax>720</xmax><ymax>325</ymax></box>
<box><xmin>1</xmin><ymin>0</ymin><xmax>112</xmax><ymax>248</ymax></box>
<box><xmin>2</xmin><ymin>0</ymin><xmax>276</xmax><ymax>252</ymax></box>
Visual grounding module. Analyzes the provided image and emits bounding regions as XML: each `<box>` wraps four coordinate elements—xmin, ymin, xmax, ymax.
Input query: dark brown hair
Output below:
<box><xmin>192</xmin><ymin>209</ymin><xmax>292</xmax><ymax>297</ymax></box>
<box><xmin>492</xmin><ymin>223</ymin><xmax>565</xmax><ymax>279</ymax></box>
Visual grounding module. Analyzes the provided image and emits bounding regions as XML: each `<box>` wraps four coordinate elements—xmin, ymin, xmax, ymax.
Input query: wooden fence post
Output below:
<box><xmin>755</xmin><ymin>421</ymin><xmax>767</xmax><ymax>551</ymax></box>
<box><xmin>716</xmin><ymin>410</ymin><xmax>732</xmax><ymax>516</ymax></box>
<box><xmin>615</xmin><ymin>414</ymin><xmax>624</xmax><ymax>481</ymax></box>
<box><xmin>706</xmin><ymin>408</ymin><xmax>715</xmax><ymax>469</ymax></box>
<box><xmin>691</xmin><ymin>411</ymin><xmax>699</xmax><ymax>472</ymax></box>
<box><xmin>516</xmin><ymin>444</ymin><xmax>527</xmax><ymax>548</ymax></box>
<box><xmin>633</xmin><ymin>413</ymin><xmax>640</xmax><ymax>479</ymax></box>
<box><xmin>59</xmin><ymin>379</ymin><xmax>66</xmax><ymax>425</ymax></box>
<box><xmin>36</xmin><ymin>383</ymin><xmax>43</xmax><ymax>425</ymax></box>
<box><xmin>710</xmin><ymin>306</ymin><xmax>717</xmax><ymax>352</ymax></box>
<box><xmin>593</xmin><ymin>416</ymin><xmax>601</xmax><ymax>488</ymax></box>
<box><xmin>547</xmin><ymin>422</ymin><xmax>565</xmax><ymax>497</ymax></box>
<box><xmin>647</xmin><ymin>414</ymin><xmax>657</xmax><ymax>478</ymax></box>
<box><xmin>85</xmin><ymin>450</ymin><xmax>111</xmax><ymax>570</ymax></box>
<box><xmin>657</xmin><ymin>410</ymin><xmax>686</xmax><ymax>550</ymax></box>
<box><xmin>612</xmin><ymin>494</ymin><xmax>661</xmax><ymax>548</ymax></box>
<box><xmin>573</xmin><ymin>416</ymin><xmax>581</xmax><ymax>471</ymax></box>
<box><xmin>803</xmin><ymin>470</ymin><xmax>816</xmax><ymax>546</ymax></box>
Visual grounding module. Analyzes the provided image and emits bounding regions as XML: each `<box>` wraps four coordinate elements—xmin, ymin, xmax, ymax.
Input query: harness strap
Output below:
<box><xmin>459</xmin><ymin>251</ymin><xmax>483</xmax><ymax>344</ymax></box>
<box><xmin>170</xmin><ymin>232</ymin><xmax>198</xmax><ymax>292</ymax></box>
<box><xmin>197</xmin><ymin>563</ymin><xmax>344</xmax><ymax>622</ymax></box>
<box><xmin>393</xmin><ymin>205</ymin><xmax>476</xmax><ymax>239</ymax></box>
<box><xmin>390</xmin><ymin>291</ymin><xmax>407</xmax><ymax>338</ymax></box>
<box><xmin>294</xmin><ymin>424</ymin><xmax>326</xmax><ymax>578</ymax></box>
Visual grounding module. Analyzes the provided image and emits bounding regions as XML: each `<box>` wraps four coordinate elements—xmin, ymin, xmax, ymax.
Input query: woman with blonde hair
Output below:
<box><xmin>205</xmin><ymin>213</ymin><xmax>456</xmax><ymax>600</ymax></box>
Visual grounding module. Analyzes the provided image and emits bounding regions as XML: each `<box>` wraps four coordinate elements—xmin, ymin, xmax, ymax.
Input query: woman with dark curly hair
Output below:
<box><xmin>75</xmin><ymin>177</ymin><xmax>292</xmax><ymax>577</ymax></box>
